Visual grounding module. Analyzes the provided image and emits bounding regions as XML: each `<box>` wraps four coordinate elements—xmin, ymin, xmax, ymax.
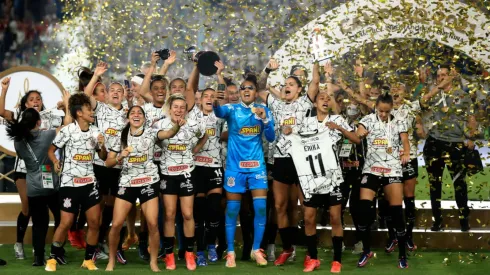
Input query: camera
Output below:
<box><xmin>155</xmin><ymin>49</ymin><xmax>170</xmax><ymax>60</ymax></box>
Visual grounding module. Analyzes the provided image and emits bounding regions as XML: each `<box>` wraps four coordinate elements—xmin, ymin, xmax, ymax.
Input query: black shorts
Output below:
<box><xmin>194</xmin><ymin>166</ymin><xmax>223</xmax><ymax>194</ymax></box>
<box><xmin>402</xmin><ymin>158</ymin><xmax>418</xmax><ymax>180</ymax></box>
<box><xmin>94</xmin><ymin>165</ymin><xmax>121</xmax><ymax>196</ymax></box>
<box><xmin>13</xmin><ymin>172</ymin><xmax>26</xmax><ymax>181</ymax></box>
<box><xmin>59</xmin><ymin>184</ymin><xmax>101</xmax><ymax>214</ymax></box>
<box><xmin>272</xmin><ymin>157</ymin><xmax>299</xmax><ymax>185</ymax></box>
<box><xmin>160</xmin><ymin>173</ymin><xmax>195</xmax><ymax>197</ymax></box>
<box><xmin>360</xmin><ymin>174</ymin><xmax>402</xmax><ymax>192</ymax></box>
<box><xmin>116</xmin><ymin>183</ymin><xmax>159</xmax><ymax>204</ymax></box>
<box><xmin>302</xmin><ymin>186</ymin><xmax>342</xmax><ymax>208</ymax></box>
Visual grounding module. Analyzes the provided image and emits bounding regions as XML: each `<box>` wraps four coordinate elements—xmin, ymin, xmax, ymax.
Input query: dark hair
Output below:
<box><xmin>375</xmin><ymin>92</ymin><xmax>393</xmax><ymax>106</ymax></box>
<box><xmin>121</xmin><ymin>105</ymin><xmax>146</xmax><ymax>148</ymax></box>
<box><xmin>224</xmin><ymin>77</ymin><xmax>236</xmax><ymax>87</ymax></box>
<box><xmin>136</xmin><ymin>73</ymin><xmax>145</xmax><ymax>79</ymax></box>
<box><xmin>78</xmin><ymin>67</ymin><xmax>98</xmax><ymax>92</ymax></box>
<box><xmin>439</xmin><ymin>64</ymin><xmax>452</xmax><ymax>71</ymax></box>
<box><xmin>151</xmin><ymin>75</ymin><xmax>169</xmax><ymax>89</ymax></box>
<box><xmin>19</xmin><ymin>90</ymin><xmax>44</xmax><ymax>112</ymax></box>
<box><xmin>202</xmin><ymin>88</ymin><xmax>215</xmax><ymax>97</ymax></box>
<box><xmin>242</xmin><ymin>74</ymin><xmax>258</xmax><ymax>89</ymax></box>
<box><xmin>69</xmin><ymin>93</ymin><xmax>92</xmax><ymax>119</ymax></box>
<box><xmin>7</xmin><ymin>108</ymin><xmax>41</xmax><ymax>142</ymax></box>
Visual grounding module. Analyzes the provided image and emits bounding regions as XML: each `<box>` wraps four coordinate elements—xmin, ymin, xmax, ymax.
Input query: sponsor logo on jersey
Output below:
<box><xmin>282</xmin><ymin>117</ymin><xmax>296</xmax><ymax>126</ymax></box>
<box><xmin>131</xmin><ymin>176</ymin><xmax>152</xmax><ymax>186</ymax></box>
<box><xmin>195</xmin><ymin>155</ymin><xmax>213</xmax><ymax>164</ymax></box>
<box><xmin>73</xmin><ymin>154</ymin><xmax>92</xmax><ymax>162</ymax></box>
<box><xmin>227</xmin><ymin>177</ymin><xmax>235</xmax><ymax>187</ymax></box>
<box><xmin>105</xmin><ymin>128</ymin><xmax>119</xmax><ymax>136</ymax></box>
<box><xmin>167</xmin><ymin>144</ymin><xmax>187</xmax><ymax>151</ymax></box>
<box><xmin>239</xmin><ymin>160</ymin><xmax>260</xmax><ymax>168</ymax></box>
<box><xmin>239</xmin><ymin>125</ymin><xmax>260</xmax><ymax>135</ymax></box>
<box><xmin>372</xmin><ymin>138</ymin><xmax>388</xmax><ymax>146</ymax></box>
<box><xmin>63</xmin><ymin>198</ymin><xmax>71</xmax><ymax>208</ymax></box>
<box><xmin>304</xmin><ymin>144</ymin><xmax>320</xmax><ymax>152</ymax></box>
<box><xmin>206</xmin><ymin>128</ymin><xmax>216</xmax><ymax>136</ymax></box>
<box><xmin>73</xmin><ymin>176</ymin><xmax>95</xmax><ymax>185</ymax></box>
<box><xmin>128</xmin><ymin>155</ymin><xmax>148</xmax><ymax>163</ymax></box>
<box><xmin>371</xmin><ymin>166</ymin><xmax>392</xmax><ymax>174</ymax></box>
<box><xmin>168</xmin><ymin>164</ymin><xmax>190</xmax><ymax>172</ymax></box>
<box><xmin>154</xmin><ymin>151</ymin><xmax>162</xmax><ymax>158</ymax></box>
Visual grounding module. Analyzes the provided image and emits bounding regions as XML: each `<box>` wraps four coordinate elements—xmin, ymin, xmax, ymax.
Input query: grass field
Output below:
<box><xmin>0</xmin><ymin>245</ymin><xmax>489</xmax><ymax>275</ymax></box>
<box><xmin>411</xmin><ymin>168</ymin><xmax>489</xmax><ymax>201</ymax></box>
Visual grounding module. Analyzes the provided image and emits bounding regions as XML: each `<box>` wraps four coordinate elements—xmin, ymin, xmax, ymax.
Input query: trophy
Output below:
<box><xmin>184</xmin><ymin>46</ymin><xmax>221</xmax><ymax>76</ymax></box>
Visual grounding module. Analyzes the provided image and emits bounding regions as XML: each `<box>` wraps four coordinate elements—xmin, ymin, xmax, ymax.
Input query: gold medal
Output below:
<box><xmin>441</xmin><ymin>106</ymin><xmax>449</xmax><ymax>113</ymax></box>
<box><xmin>126</xmin><ymin>146</ymin><xmax>133</xmax><ymax>153</ymax></box>
<box><xmin>251</xmin><ymin>107</ymin><xmax>257</xmax><ymax>113</ymax></box>
<box><xmin>386</xmin><ymin>147</ymin><xmax>393</xmax><ymax>154</ymax></box>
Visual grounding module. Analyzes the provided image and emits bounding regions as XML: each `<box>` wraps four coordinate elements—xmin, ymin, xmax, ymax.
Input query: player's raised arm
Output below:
<box><xmin>0</xmin><ymin>77</ymin><xmax>14</xmax><ymax>121</ymax></box>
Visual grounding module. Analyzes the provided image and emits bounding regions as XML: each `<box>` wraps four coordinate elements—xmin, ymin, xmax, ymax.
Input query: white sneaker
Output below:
<box><xmin>96</xmin><ymin>249</ymin><xmax>109</xmax><ymax>260</ymax></box>
<box><xmin>342</xmin><ymin>241</ymin><xmax>346</xmax><ymax>252</ymax></box>
<box><xmin>266</xmin><ymin>244</ymin><xmax>275</xmax><ymax>262</ymax></box>
<box><xmin>14</xmin><ymin>242</ymin><xmax>25</xmax><ymax>260</ymax></box>
<box><xmin>99</xmin><ymin>242</ymin><xmax>110</xmax><ymax>254</ymax></box>
<box><xmin>352</xmin><ymin>241</ymin><xmax>363</xmax><ymax>254</ymax></box>
<box><xmin>287</xmin><ymin>245</ymin><xmax>296</xmax><ymax>262</ymax></box>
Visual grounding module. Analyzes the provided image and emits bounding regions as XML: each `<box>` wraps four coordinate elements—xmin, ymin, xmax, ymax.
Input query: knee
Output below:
<box><xmin>146</xmin><ymin>219</ymin><xmax>158</xmax><ymax>233</ymax></box>
<box><xmin>330</xmin><ymin>212</ymin><xmax>341</xmax><ymax>227</ymax></box>
<box><xmin>110</xmin><ymin>220</ymin><xmax>124</xmax><ymax>231</ymax></box>
<box><xmin>304</xmin><ymin>212</ymin><xmax>316</xmax><ymax>228</ymax></box>
<box><xmin>165</xmin><ymin>211</ymin><xmax>176</xmax><ymax>223</ymax></box>
<box><xmin>274</xmin><ymin>199</ymin><xmax>287</xmax><ymax>214</ymax></box>
<box><xmin>182</xmin><ymin>212</ymin><xmax>194</xmax><ymax>222</ymax></box>
<box><xmin>86</xmin><ymin>217</ymin><xmax>99</xmax><ymax>230</ymax></box>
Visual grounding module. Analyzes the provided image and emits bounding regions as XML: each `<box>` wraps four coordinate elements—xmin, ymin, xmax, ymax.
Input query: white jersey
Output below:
<box><xmin>221</xmin><ymin>121</ymin><xmax>229</xmax><ymax>169</ymax></box>
<box><xmin>52</xmin><ymin>122</ymin><xmax>100</xmax><ymax>187</ymax></box>
<box><xmin>156</xmin><ymin>117</ymin><xmax>205</xmax><ymax>175</ymax></box>
<box><xmin>110</xmin><ymin>128</ymin><xmax>160</xmax><ymax>187</ymax></box>
<box><xmin>392</xmin><ymin>101</ymin><xmax>420</xmax><ymax>159</ymax></box>
<box><xmin>359</xmin><ymin>113</ymin><xmax>408</xmax><ymax>177</ymax></box>
<box><xmin>93</xmin><ymin>102</ymin><xmax>127</xmax><ymax>167</ymax></box>
<box><xmin>267</xmin><ymin>94</ymin><xmax>313</xmax><ymax>158</ymax></box>
<box><xmin>189</xmin><ymin>107</ymin><xmax>224</xmax><ymax>168</ymax></box>
<box><xmin>276</xmin><ymin>115</ymin><xmax>350</xmax><ymax>199</ymax></box>
<box><xmin>14</xmin><ymin>110</ymin><xmax>63</xmax><ymax>173</ymax></box>
<box><xmin>143</xmin><ymin>103</ymin><xmax>166</xmax><ymax>161</ymax></box>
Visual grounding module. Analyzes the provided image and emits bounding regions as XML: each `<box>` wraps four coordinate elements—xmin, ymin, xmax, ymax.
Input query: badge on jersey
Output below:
<box><xmin>339</xmin><ymin>143</ymin><xmax>353</xmax><ymax>158</ymax></box>
<box><xmin>41</xmin><ymin>172</ymin><xmax>54</xmax><ymax>189</ymax></box>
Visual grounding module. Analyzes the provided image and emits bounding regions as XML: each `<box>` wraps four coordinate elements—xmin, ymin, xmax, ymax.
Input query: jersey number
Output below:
<box><xmin>214</xmin><ymin>169</ymin><xmax>223</xmax><ymax>178</ymax></box>
<box><xmin>306</xmin><ymin>153</ymin><xmax>326</xmax><ymax>178</ymax></box>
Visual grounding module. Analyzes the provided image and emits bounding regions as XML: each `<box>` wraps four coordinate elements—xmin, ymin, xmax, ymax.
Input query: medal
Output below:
<box><xmin>251</xmin><ymin>107</ymin><xmax>257</xmax><ymax>113</ymax></box>
<box><xmin>441</xmin><ymin>106</ymin><xmax>449</xmax><ymax>113</ymax></box>
<box><xmin>386</xmin><ymin>147</ymin><xmax>393</xmax><ymax>154</ymax></box>
<box><xmin>126</xmin><ymin>146</ymin><xmax>133</xmax><ymax>153</ymax></box>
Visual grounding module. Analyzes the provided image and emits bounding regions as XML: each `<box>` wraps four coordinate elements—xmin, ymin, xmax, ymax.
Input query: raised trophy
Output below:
<box><xmin>184</xmin><ymin>46</ymin><xmax>221</xmax><ymax>76</ymax></box>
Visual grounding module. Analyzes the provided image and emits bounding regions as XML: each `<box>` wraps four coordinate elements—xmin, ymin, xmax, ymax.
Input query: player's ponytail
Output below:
<box><xmin>375</xmin><ymin>90</ymin><xmax>393</xmax><ymax>106</ymax></box>
<box><xmin>6</xmin><ymin>108</ymin><xmax>41</xmax><ymax>142</ymax></box>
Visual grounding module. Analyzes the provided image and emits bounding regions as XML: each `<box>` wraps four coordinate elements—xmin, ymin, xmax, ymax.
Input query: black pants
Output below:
<box><xmin>423</xmin><ymin>136</ymin><xmax>469</xmax><ymax>221</ymax></box>
<box><xmin>28</xmin><ymin>192</ymin><xmax>61</xmax><ymax>258</ymax></box>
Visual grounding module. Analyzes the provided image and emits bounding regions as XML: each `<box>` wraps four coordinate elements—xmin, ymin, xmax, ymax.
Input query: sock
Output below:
<box><xmin>358</xmin><ymin>200</ymin><xmax>373</xmax><ymax>253</ymax></box>
<box><xmin>118</xmin><ymin>225</ymin><xmax>127</xmax><ymax>251</ymax></box>
<box><xmin>164</xmin><ymin>237</ymin><xmax>174</xmax><ymax>255</ymax></box>
<box><xmin>98</xmin><ymin>206</ymin><xmax>113</xmax><ymax>244</ymax></box>
<box><xmin>267</xmin><ymin>223</ymin><xmax>278</xmax><ymax>245</ymax></box>
<box><xmin>306</xmin><ymin>234</ymin><xmax>317</xmax><ymax>259</ymax></box>
<box><xmin>252</xmin><ymin>198</ymin><xmax>267</xmax><ymax>251</ymax></box>
<box><xmin>289</xmin><ymin>226</ymin><xmax>298</xmax><ymax>247</ymax></box>
<box><xmin>139</xmin><ymin>231</ymin><xmax>148</xmax><ymax>248</ymax></box>
<box><xmin>225</xmin><ymin>200</ymin><xmax>241</xmax><ymax>252</ymax></box>
<box><xmin>85</xmin><ymin>244</ymin><xmax>97</xmax><ymax>260</ymax></box>
<box><xmin>332</xmin><ymin>236</ymin><xmax>343</xmax><ymax>263</ymax></box>
<box><xmin>16</xmin><ymin>212</ymin><xmax>30</xmax><ymax>243</ymax></box>
<box><xmin>404</xmin><ymin>196</ymin><xmax>416</xmax><ymax>240</ymax></box>
<box><xmin>386</xmin><ymin>215</ymin><xmax>396</xmax><ymax>241</ymax></box>
<box><xmin>185</xmin><ymin>236</ymin><xmax>195</xmax><ymax>252</ymax></box>
<box><xmin>194</xmin><ymin>196</ymin><xmax>206</xmax><ymax>252</ymax></box>
<box><xmin>50</xmin><ymin>242</ymin><xmax>63</xmax><ymax>258</ymax></box>
<box><xmin>279</xmin><ymin>228</ymin><xmax>292</xmax><ymax>251</ymax></box>
<box><xmin>391</xmin><ymin>205</ymin><xmax>407</xmax><ymax>258</ymax></box>
<box><xmin>205</xmin><ymin>193</ymin><xmax>222</xmax><ymax>246</ymax></box>
<box><xmin>77</xmin><ymin>211</ymin><xmax>87</xmax><ymax>231</ymax></box>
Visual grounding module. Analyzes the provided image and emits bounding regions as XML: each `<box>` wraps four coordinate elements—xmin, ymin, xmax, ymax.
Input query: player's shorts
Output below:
<box><xmin>160</xmin><ymin>173</ymin><xmax>195</xmax><ymax>197</ymax></box>
<box><xmin>271</xmin><ymin>157</ymin><xmax>299</xmax><ymax>185</ymax></box>
<box><xmin>12</xmin><ymin>172</ymin><xmax>26</xmax><ymax>181</ymax></box>
<box><xmin>194</xmin><ymin>166</ymin><xmax>223</xmax><ymax>194</ymax></box>
<box><xmin>59</xmin><ymin>184</ymin><xmax>101</xmax><ymax>214</ymax></box>
<box><xmin>116</xmin><ymin>182</ymin><xmax>159</xmax><ymax>204</ymax></box>
<box><xmin>224</xmin><ymin>169</ymin><xmax>268</xmax><ymax>194</ymax></box>
<box><xmin>402</xmin><ymin>158</ymin><xmax>418</xmax><ymax>181</ymax></box>
<box><xmin>94</xmin><ymin>164</ymin><xmax>121</xmax><ymax>196</ymax></box>
<box><xmin>302</xmin><ymin>186</ymin><xmax>342</xmax><ymax>209</ymax></box>
<box><xmin>360</xmin><ymin>174</ymin><xmax>402</xmax><ymax>192</ymax></box>
<box><xmin>266</xmin><ymin>163</ymin><xmax>274</xmax><ymax>188</ymax></box>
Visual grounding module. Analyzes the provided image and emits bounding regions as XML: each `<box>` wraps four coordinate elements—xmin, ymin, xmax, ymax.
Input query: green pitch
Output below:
<box><xmin>414</xmin><ymin>168</ymin><xmax>489</xmax><ymax>201</ymax></box>
<box><xmin>0</xmin><ymin>245</ymin><xmax>489</xmax><ymax>275</ymax></box>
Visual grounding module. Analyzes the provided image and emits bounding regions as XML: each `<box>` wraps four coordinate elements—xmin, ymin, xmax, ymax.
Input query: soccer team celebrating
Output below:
<box><xmin>0</xmin><ymin>47</ymin><xmax>480</xmax><ymax>273</ymax></box>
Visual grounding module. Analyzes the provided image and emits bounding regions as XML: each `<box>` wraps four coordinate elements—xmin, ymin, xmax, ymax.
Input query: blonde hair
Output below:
<box><xmin>164</xmin><ymin>93</ymin><xmax>187</xmax><ymax>117</ymax></box>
